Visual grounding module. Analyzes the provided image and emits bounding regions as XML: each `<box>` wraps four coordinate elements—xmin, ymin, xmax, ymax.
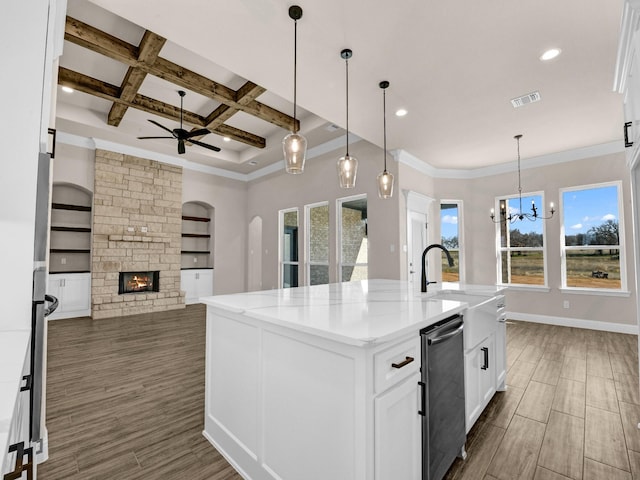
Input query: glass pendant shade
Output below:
<box><xmin>377</xmin><ymin>169</ymin><xmax>394</xmax><ymax>198</ymax></box>
<box><xmin>283</xmin><ymin>132</ymin><xmax>307</xmax><ymax>174</ymax></box>
<box><xmin>337</xmin><ymin>154</ymin><xmax>358</xmax><ymax>188</ymax></box>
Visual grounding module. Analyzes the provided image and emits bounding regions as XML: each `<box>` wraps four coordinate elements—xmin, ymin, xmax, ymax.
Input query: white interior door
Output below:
<box><xmin>408</xmin><ymin>211</ymin><xmax>427</xmax><ymax>293</ymax></box>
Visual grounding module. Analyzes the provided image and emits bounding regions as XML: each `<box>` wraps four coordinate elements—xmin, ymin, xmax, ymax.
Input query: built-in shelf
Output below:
<box><xmin>49</xmin><ymin>185</ymin><xmax>93</xmax><ymax>274</ymax></box>
<box><xmin>51</xmin><ymin>226</ymin><xmax>92</xmax><ymax>233</ymax></box>
<box><xmin>50</xmin><ymin>248</ymin><xmax>91</xmax><ymax>254</ymax></box>
<box><xmin>49</xmin><ymin>270</ymin><xmax>91</xmax><ymax>274</ymax></box>
<box><xmin>52</xmin><ymin>202</ymin><xmax>92</xmax><ymax>212</ymax></box>
<box><xmin>181</xmin><ymin>202</ymin><xmax>213</xmax><ymax>270</ymax></box>
<box><xmin>182</xmin><ymin>215</ymin><xmax>210</xmax><ymax>222</ymax></box>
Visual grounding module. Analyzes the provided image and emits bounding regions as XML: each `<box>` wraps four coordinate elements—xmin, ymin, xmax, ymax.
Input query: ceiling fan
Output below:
<box><xmin>137</xmin><ymin>90</ymin><xmax>221</xmax><ymax>155</ymax></box>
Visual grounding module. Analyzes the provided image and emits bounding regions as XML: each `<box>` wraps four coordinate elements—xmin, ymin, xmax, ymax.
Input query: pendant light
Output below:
<box><xmin>377</xmin><ymin>81</ymin><xmax>394</xmax><ymax>199</ymax></box>
<box><xmin>337</xmin><ymin>48</ymin><xmax>358</xmax><ymax>188</ymax></box>
<box><xmin>282</xmin><ymin>5</ymin><xmax>307</xmax><ymax>174</ymax></box>
<box><xmin>490</xmin><ymin>134</ymin><xmax>555</xmax><ymax>223</ymax></box>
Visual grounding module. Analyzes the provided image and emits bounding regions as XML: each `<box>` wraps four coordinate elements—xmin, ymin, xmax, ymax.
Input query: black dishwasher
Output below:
<box><xmin>420</xmin><ymin>314</ymin><xmax>466</xmax><ymax>480</ymax></box>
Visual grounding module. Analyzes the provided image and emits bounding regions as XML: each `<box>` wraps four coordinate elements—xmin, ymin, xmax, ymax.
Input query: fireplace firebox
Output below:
<box><xmin>118</xmin><ymin>271</ymin><xmax>160</xmax><ymax>294</ymax></box>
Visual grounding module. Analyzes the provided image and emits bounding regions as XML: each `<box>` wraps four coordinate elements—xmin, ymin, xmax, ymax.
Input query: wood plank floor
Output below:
<box><xmin>446</xmin><ymin>320</ymin><xmax>640</xmax><ymax>480</ymax></box>
<box><xmin>38</xmin><ymin>304</ymin><xmax>242</xmax><ymax>480</ymax></box>
<box><xmin>39</xmin><ymin>307</ymin><xmax>640</xmax><ymax>480</ymax></box>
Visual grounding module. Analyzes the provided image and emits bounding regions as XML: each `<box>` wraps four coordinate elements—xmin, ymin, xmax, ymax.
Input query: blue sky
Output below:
<box><xmin>440</xmin><ymin>186</ymin><xmax>618</xmax><ymax>239</ymax></box>
<box><xmin>562</xmin><ymin>186</ymin><xmax>618</xmax><ymax>235</ymax></box>
<box><xmin>441</xmin><ymin>205</ymin><xmax>459</xmax><ymax>239</ymax></box>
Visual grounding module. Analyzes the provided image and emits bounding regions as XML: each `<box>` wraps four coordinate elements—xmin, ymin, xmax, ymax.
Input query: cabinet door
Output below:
<box><xmin>47</xmin><ymin>275</ymin><xmax>63</xmax><ymax>309</ymax></box>
<box><xmin>464</xmin><ymin>346</ymin><xmax>483</xmax><ymax>433</ymax></box>
<box><xmin>480</xmin><ymin>333</ymin><xmax>496</xmax><ymax>406</ymax></box>
<box><xmin>181</xmin><ymin>270</ymin><xmax>198</xmax><ymax>304</ymax></box>
<box><xmin>495</xmin><ymin>319</ymin><xmax>507</xmax><ymax>391</ymax></box>
<box><xmin>62</xmin><ymin>274</ymin><xmax>91</xmax><ymax>312</ymax></box>
<box><xmin>375</xmin><ymin>372</ymin><xmax>421</xmax><ymax>480</ymax></box>
<box><xmin>464</xmin><ymin>334</ymin><xmax>496</xmax><ymax>433</ymax></box>
<box><xmin>195</xmin><ymin>270</ymin><xmax>214</xmax><ymax>298</ymax></box>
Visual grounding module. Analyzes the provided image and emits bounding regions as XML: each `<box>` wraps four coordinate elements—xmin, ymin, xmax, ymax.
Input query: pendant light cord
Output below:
<box><xmin>345</xmin><ymin>56</ymin><xmax>350</xmax><ymax>156</ymax></box>
<box><xmin>383</xmin><ymin>87</ymin><xmax>387</xmax><ymax>172</ymax></box>
<box><xmin>293</xmin><ymin>19</ymin><xmax>298</xmax><ymax>132</ymax></box>
<box><xmin>180</xmin><ymin>94</ymin><xmax>184</xmax><ymax>129</ymax></box>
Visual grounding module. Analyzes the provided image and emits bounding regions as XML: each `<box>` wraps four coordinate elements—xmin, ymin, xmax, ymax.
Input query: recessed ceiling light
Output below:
<box><xmin>395</xmin><ymin>108</ymin><xmax>408</xmax><ymax>117</ymax></box>
<box><xmin>223</xmin><ymin>137</ymin><xmax>231</xmax><ymax>142</ymax></box>
<box><xmin>61</xmin><ymin>86</ymin><xmax>74</xmax><ymax>93</ymax></box>
<box><xmin>540</xmin><ymin>48</ymin><xmax>561</xmax><ymax>61</ymax></box>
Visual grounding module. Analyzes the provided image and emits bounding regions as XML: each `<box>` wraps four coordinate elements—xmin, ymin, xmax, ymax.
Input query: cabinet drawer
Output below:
<box><xmin>374</xmin><ymin>337</ymin><xmax>420</xmax><ymax>394</ymax></box>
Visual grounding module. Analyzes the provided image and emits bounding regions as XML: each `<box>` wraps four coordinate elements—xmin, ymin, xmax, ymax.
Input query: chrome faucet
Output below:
<box><xmin>421</xmin><ymin>244</ymin><xmax>455</xmax><ymax>292</ymax></box>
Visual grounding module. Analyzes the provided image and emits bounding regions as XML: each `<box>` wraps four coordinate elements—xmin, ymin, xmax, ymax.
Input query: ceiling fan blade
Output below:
<box><xmin>137</xmin><ymin>136</ymin><xmax>173</xmax><ymax>140</ymax></box>
<box><xmin>147</xmin><ymin>119</ymin><xmax>175</xmax><ymax>136</ymax></box>
<box><xmin>189</xmin><ymin>139</ymin><xmax>221</xmax><ymax>152</ymax></box>
<box><xmin>178</xmin><ymin>139</ymin><xmax>186</xmax><ymax>155</ymax></box>
<box><xmin>184</xmin><ymin>128</ymin><xmax>211</xmax><ymax>139</ymax></box>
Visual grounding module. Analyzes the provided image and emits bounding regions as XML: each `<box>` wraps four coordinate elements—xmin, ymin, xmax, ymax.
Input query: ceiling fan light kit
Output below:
<box><xmin>377</xmin><ymin>81</ymin><xmax>394</xmax><ymax>199</ymax></box>
<box><xmin>337</xmin><ymin>48</ymin><xmax>358</xmax><ymax>189</ymax></box>
<box><xmin>137</xmin><ymin>90</ymin><xmax>220</xmax><ymax>155</ymax></box>
<box><xmin>283</xmin><ymin>5</ymin><xmax>308</xmax><ymax>174</ymax></box>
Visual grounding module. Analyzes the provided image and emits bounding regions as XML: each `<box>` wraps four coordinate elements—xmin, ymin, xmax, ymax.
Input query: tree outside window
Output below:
<box><xmin>561</xmin><ymin>183</ymin><xmax>624</xmax><ymax>290</ymax></box>
<box><xmin>496</xmin><ymin>194</ymin><xmax>547</xmax><ymax>286</ymax></box>
<box><xmin>440</xmin><ymin>202</ymin><xmax>462</xmax><ymax>282</ymax></box>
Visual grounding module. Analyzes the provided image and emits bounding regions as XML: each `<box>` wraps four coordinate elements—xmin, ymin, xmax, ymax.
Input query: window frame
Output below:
<box><xmin>559</xmin><ymin>181</ymin><xmax>627</xmax><ymax>293</ymax></box>
<box><xmin>440</xmin><ymin>199</ymin><xmax>464</xmax><ymax>284</ymax></box>
<box><xmin>278</xmin><ymin>207</ymin><xmax>299</xmax><ymax>288</ymax></box>
<box><xmin>305</xmin><ymin>201</ymin><xmax>330</xmax><ymax>286</ymax></box>
<box><xmin>495</xmin><ymin>190</ymin><xmax>549</xmax><ymax>288</ymax></box>
<box><xmin>337</xmin><ymin>194</ymin><xmax>368</xmax><ymax>282</ymax></box>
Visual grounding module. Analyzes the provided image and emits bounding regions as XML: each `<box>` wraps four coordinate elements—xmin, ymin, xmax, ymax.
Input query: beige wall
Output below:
<box><xmin>53</xmin><ymin>138</ymin><xmax>636</xmax><ymax>329</ymax></box>
<box><xmin>182</xmin><ymin>169</ymin><xmax>248</xmax><ymax>294</ymax></box>
<box><xmin>431</xmin><ymin>151</ymin><xmax>637</xmax><ymax>327</ymax></box>
<box><xmin>247</xmin><ymin>141</ymin><xmax>402</xmax><ymax>290</ymax></box>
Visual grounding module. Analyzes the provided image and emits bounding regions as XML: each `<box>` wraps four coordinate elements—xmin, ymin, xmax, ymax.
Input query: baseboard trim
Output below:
<box><xmin>506</xmin><ymin>311</ymin><xmax>638</xmax><ymax>335</ymax></box>
<box><xmin>202</xmin><ymin>429</ymin><xmax>251</xmax><ymax>480</ymax></box>
<box><xmin>36</xmin><ymin>428</ymin><xmax>48</xmax><ymax>464</ymax></box>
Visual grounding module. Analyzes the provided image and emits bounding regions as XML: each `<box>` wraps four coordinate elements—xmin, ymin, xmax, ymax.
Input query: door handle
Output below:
<box><xmin>418</xmin><ymin>381</ymin><xmax>426</xmax><ymax>416</ymax></box>
<box><xmin>625</xmin><ymin>121</ymin><xmax>634</xmax><ymax>148</ymax></box>
<box><xmin>481</xmin><ymin>347</ymin><xmax>489</xmax><ymax>370</ymax></box>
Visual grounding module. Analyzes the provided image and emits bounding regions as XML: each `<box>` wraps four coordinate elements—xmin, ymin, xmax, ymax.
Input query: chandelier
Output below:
<box><xmin>490</xmin><ymin>134</ymin><xmax>554</xmax><ymax>223</ymax></box>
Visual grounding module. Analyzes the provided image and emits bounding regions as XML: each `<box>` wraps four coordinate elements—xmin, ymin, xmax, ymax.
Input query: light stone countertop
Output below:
<box><xmin>201</xmin><ymin>279</ymin><xmax>505</xmax><ymax>347</ymax></box>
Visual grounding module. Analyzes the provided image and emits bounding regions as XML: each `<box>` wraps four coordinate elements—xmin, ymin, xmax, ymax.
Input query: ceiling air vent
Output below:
<box><xmin>510</xmin><ymin>91</ymin><xmax>541</xmax><ymax>108</ymax></box>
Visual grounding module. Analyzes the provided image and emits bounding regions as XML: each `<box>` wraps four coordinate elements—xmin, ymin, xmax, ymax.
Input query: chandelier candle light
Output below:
<box><xmin>337</xmin><ymin>48</ymin><xmax>358</xmax><ymax>188</ymax></box>
<box><xmin>377</xmin><ymin>80</ymin><xmax>394</xmax><ymax>198</ymax></box>
<box><xmin>283</xmin><ymin>5</ymin><xmax>307</xmax><ymax>174</ymax></box>
<box><xmin>490</xmin><ymin>134</ymin><xmax>555</xmax><ymax>223</ymax></box>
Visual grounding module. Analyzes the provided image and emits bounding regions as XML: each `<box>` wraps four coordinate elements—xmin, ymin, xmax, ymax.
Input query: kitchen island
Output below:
<box><xmin>201</xmin><ymin>279</ymin><xmax>505</xmax><ymax>480</ymax></box>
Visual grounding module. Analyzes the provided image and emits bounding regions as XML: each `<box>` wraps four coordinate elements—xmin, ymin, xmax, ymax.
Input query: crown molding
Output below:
<box><xmin>394</xmin><ymin>141</ymin><xmax>624</xmax><ymax>180</ymax></box>
<box><xmin>57</xmin><ymin>130</ymin><xmax>623</xmax><ymax>183</ymax></box>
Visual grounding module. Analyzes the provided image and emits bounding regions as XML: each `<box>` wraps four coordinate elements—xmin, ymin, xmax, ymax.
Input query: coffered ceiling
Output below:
<box><xmin>56</xmin><ymin>0</ymin><xmax>624</xmax><ymax>175</ymax></box>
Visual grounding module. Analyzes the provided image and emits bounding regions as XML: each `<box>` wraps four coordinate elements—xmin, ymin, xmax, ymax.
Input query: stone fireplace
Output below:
<box><xmin>91</xmin><ymin>150</ymin><xmax>185</xmax><ymax>319</ymax></box>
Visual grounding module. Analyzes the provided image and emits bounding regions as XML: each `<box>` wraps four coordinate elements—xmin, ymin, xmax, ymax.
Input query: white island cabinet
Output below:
<box><xmin>201</xmin><ymin>280</ymin><xmax>505</xmax><ymax>480</ymax></box>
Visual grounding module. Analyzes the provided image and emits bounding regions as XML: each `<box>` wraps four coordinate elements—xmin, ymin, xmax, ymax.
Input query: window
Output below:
<box><xmin>496</xmin><ymin>193</ymin><xmax>547</xmax><ymax>286</ymax></box>
<box><xmin>279</xmin><ymin>208</ymin><xmax>299</xmax><ymax>288</ymax></box>
<box><xmin>561</xmin><ymin>183</ymin><xmax>624</xmax><ymax>290</ymax></box>
<box><xmin>306</xmin><ymin>202</ymin><xmax>330</xmax><ymax>285</ymax></box>
<box><xmin>338</xmin><ymin>195</ymin><xmax>368</xmax><ymax>282</ymax></box>
<box><xmin>440</xmin><ymin>201</ymin><xmax>462</xmax><ymax>283</ymax></box>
